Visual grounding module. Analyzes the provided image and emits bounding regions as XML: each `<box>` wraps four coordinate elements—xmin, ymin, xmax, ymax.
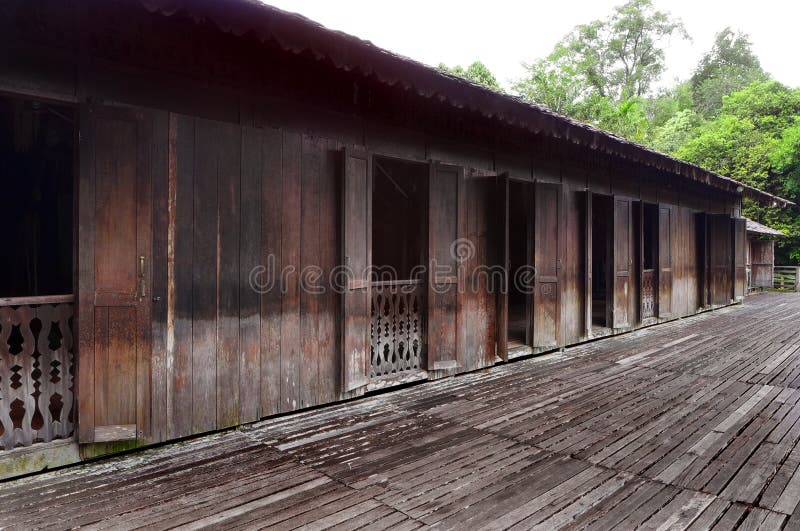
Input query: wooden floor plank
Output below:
<box><xmin>2</xmin><ymin>292</ymin><xmax>800</xmax><ymax>529</ymax></box>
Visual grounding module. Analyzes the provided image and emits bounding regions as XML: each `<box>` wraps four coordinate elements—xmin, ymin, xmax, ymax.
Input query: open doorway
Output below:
<box><xmin>0</xmin><ymin>96</ymin><xmax>74</xmax><ymax>298</ymax></box>
<box><xmin>0</xmin><ymin>94</ymin><xmax>76</xmax><ymax>451</ymax></box>
<box><xmin>591</xmin><ymin>194</ymin><xmax>613</xmax><ymax>331</ymax></box>
<box><xmin>508</xmin><ymin>180</ymin><xmax>532</xmax><ymax>348</ymax></box>
<box><xmin>641</xmin><ymin>203</ymin><xmax>658</xmax><ymax>320</ymax></box>
<box><xmin>695</xmin><ymin>213</ymin><xmax>707</xmax><ymax>309</ymax></box>
<box><xmin>372</xmin><ymin>156</ymin><xmax>427</xmax><ymax>281</ymax></box>
<box><xmin>370</xmin><ymin>156</ymin><xmax>428</xmax><ymax>379</ymax></box>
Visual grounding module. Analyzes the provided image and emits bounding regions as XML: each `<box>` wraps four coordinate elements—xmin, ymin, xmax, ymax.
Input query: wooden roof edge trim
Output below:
<box><xmin>134</xmin><ymin>0</ymin><xmax>792</xmax><ymax>207</ymax></box>
<box><xmin>746</xmin><ymin>218</ymin><xmax>786</xmax><ymax>237</ymax></box>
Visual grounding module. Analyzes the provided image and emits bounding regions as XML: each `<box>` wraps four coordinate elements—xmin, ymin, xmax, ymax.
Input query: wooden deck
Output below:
<box><xmin>3</xmin><ymin>292</ymin><xmax>800</xmax><ymax>530</ymax></box>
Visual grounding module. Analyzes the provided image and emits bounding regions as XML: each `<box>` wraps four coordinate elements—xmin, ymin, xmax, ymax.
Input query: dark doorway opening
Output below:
<box><xmin>370</xmin><ymin>156</ymin><xmax>428</xmax><ymax>379</ymax></box>
<box><xmin>0</xmin><ymin>96</ymin><xmax>74</xmax><ymax>298</ymax></box>
<box><xmin>591</xmin><ymin>194</ymin><xmax>613</xmax><ymax>330</ymax></box>
<box><xmin>695</xmin><ymin>213</ymin><xmax>707</xmax><ymax>309</ymax></box>
<box><xmin>508</xmin><ymin>180</ymin><xmax>532</xmax><ymax>347</ymax></box>
<box><xmin>641</xmin><ymin>203</ymin><xmax>658</xmax><ymax>320</ymax></box>
<box><xmin>0</xmin><ymin>94</ymin><xmax>76</xmax><ymax>451</ymax></box>
<box><xmin>372</xmin><ymin>156</ymin><xmax>427</xmax><ymax>280</ymax></box>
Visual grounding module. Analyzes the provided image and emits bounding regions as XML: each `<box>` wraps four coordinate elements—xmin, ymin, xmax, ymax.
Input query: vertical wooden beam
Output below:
<box><xmin>239</xmin><ymin>126</ymin><xmax>263</xmax><ymax>424</ymax></box>
<box><xmin>169</xmin><ymin>113</ymin><xmax>194</xmax><ymax>440</ymax></box>
<box><xmin>280</xmin><ymin>132</ymin><xmax>302</xmax><ymax>410</ymax></box>
<box><xmin>77</xmin><ymin>103</ymin><xmax>96</xmax><ymax>443</ymax></box>
<box><xmin>215</xmin><ymin>121</ymin><xmax>241</xmax><ymax>429</ymax></box>
<box><xmin>260</xmin><ymin>127</ymin><xmax>283</xmax><ymax>416</ymax></box>
<box><xmin>191</xmin><ymin>119</ymin><xmax>218</xmax><ymax>433</ymax></box>
<box><xmin>584</xmin><ymin>191</ymin><xmax>592</xmax><ymax>339</ymax></box>
<box><xmin>135</xmin><ymin>110</ymin><xmax>154</xmax><ymax>442</ymax></box>
<box><xmin>496</xmin><ymin>174</ymin><xmax>509</xmax><ymax>361</ymax></box>
<box><xmin>317</xmin><ymin>139</ymin><xmax>340</xmax><ymax>403</ymax></box>
<box><xmin>150</xmin><ymin>111</ymin><xmax>170</xmax><ymax>443</ymax></box>
<box><xmin>300</xmin><ymin>135</ymin><xmax>322</xmax><ymax>408</ymax></box>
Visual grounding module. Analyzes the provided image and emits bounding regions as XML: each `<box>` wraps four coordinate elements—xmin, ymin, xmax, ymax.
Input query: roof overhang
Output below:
<box><xmin>746</xmin><ymin>218</ymin><xmax>785</xmax><ymax>238</ymax></box>
<box><xmin>136</xmin><ymin>0</ymin><xmax>793</xmax><ymax>207</ymax></box>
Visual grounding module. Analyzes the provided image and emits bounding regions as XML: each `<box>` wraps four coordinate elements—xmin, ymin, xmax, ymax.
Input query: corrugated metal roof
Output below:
<box><xmin>136</xmin><ymin>0</ymin><xmax>793</xmax><ymax>207</ymax></box>
<box><xmin>746</xmin><ymin>218</ymin><xmax>785</xmax><ymax>237</ymax></box>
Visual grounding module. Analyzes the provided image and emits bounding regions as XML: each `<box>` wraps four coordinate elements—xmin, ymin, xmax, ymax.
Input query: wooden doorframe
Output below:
<box><xmin>696</xmin><ymin>212</ymin><xmax>710</xmax><ymax>309</ymax></box>
<box><xmin>638</xmin><ymin>201</ymin><xmax>646</xmax><ymax>322</ymax></box>
<box><xmin>497</xmin><ymin>177</ymin><xmax>537</xmax><ymax>355</ymax></box>
<box><xmin>586</xmin><ymin>193</ymin><xmax>615</xmax><ymax>332</ymax></box>
<box><xmin>657</xmin><ymin>203</ymin><xmax>673</xmax><ymax>318</ymax></box>
<box><xmin>496</xmin><ymin>173</ymin><xmax>509</xmax><ymax>361</ymax></box>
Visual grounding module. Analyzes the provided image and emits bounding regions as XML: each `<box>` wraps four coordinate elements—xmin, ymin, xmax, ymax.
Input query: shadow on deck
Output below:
<box><xmin>3</xmin><ymin>292</ymin><xmax>800</xmax><ymax>529</ymax></box>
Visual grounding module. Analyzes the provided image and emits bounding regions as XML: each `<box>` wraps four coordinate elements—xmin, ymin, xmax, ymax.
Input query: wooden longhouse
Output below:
<box><xmin>0</xmin><ymin>0</ymin><xmax>792</xmax><ymax>476</ymax></box>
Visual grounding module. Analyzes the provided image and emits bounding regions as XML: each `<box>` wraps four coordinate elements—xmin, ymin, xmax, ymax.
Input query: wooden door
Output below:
<box><xmin>341</xmin><ymin>149</ymin><xmax>371</xmax><ymax>393</ymax></box>
<box><xmin>733</xmin><ymin>217</ymin><xmax>747</xmax><ymax>300</ymax></box>
<box><xmin>584</xmin><ymin>192</ymin><xmax>592</xmax><ymax>337</ymax></box>
<box><xmin>612</xmin><ymin>198</ymin><xmax>632</xmax><ymax>329</ymax></box>
<box><xmin>428</xmin><ymin>162</ymin><xmax>462</xmax><ymax>372</ymax></box>
<box><xmin>496</xmin><ymin>174</ymin><xmax>509</xmax><ymax>361</ymax></box>
<box><xmin>708</xmin><ymin>214</ymin><xmax>732</xmax><ymax>306</ymax></box>
<box><xmin>658</xmin><ymin>204</ymin><xmax>673</xmax><ymax>318</ymax></box>
<box><xmin>78</xmin><ymin>104</ymin><xmax>152</xmax><ymax>443</ymax></box>
<box><xmin>533</xmin><ymin>183</ymin><xmax>562</xmax><ymax>348</ymax></box>
<box><xmin>751</xmin><ymin>240</ymin><xmax>775</xmax><ymax>288</ymax></box>
<box><xmin>638</xmin><ymin>202</ymin><xmax>656</xmax><ymax>321</ymax></box>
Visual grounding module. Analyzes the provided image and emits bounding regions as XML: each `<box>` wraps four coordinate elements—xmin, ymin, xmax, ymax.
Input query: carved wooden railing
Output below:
<box><xmin>641</xmin><ymin>270</ymin><xmax>656</xmax><ymax>319</ymax></box>
<box><xmin>370</xmin><ymin>280</ymin><xmax>426</xmax><ymax>378</ymax></box>
<box><xmin>0</xmin><ymin>295</ymin><xmax>74</xmax><ymax>450</ymax></box>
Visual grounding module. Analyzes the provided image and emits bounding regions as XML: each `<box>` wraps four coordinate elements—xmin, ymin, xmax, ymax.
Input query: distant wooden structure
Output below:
<box><xmin>0</xmin><ymin>0</ymin><xmax>792</xmax><ymax>476</ymax></box>
<box><xmin>745</xmin><ymin>218</ymin><xmax>784</xmax><ymax>292</ymax></box>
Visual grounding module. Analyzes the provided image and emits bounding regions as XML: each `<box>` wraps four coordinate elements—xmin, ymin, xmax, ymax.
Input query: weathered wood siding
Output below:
<box><xmin>0</xmin><ymin>1</ymin><xmax>745</xmax><ymax>457</ymax></box>
<box><xmin>750</xmin><ymin>239</ymin><xmax>775</xmax><ymax>289</ymax></box>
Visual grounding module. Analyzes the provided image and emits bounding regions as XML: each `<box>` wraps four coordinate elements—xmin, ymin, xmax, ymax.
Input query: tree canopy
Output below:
<box><xmin>505</xmin><ymin>0</ymin><xmax>800</xmax><ymax>263</ymax></box>
<box><xmin>690</xmin><ymin>28</ymin><xmax>768</xmax><ymax>117</ymax></box>
<box><xmin>438</xmin><ymin>61</ymin><xmax>500</xmax><ymax>90</ymax></box>
<box><xmin>513</xmin><ymin>0</ymin><xmax>688</xmax><ymax>110</ymax></box>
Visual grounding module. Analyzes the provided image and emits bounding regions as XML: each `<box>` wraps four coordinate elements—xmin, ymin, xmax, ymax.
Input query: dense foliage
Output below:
<box><xmin>437</xmin><ymin>61</ymin><xmax>500</xmax><ymax>90</ymax></box>
<box><xmin>506</xmin><ymin>0</ymin><xmax>800</xmax><ymax>263</ymax></box>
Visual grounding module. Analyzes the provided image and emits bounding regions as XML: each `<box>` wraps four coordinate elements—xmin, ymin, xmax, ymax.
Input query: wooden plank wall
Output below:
<box><xmin>0</xmin><ymin>18</ymin><xmax>753</xmax><ymax>456</ymax></box>
<box><xmin>146</xmin><ymin>107</ymin><xmax>739</xmax><ymax>447</ymax></box>
<box><xmin>156</xmin><ymin>115</ymin><xmax>343</xmax><ymax>442</ymax></box>
<box><xmin>4</xmin><ymin>51</ymin><xmax>739</xmax><ymax>445</ymax></box>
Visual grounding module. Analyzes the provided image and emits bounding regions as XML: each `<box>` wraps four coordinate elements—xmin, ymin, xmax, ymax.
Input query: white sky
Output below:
<box><xmin>266</xmin><ymin>0</ymin><xmax>800</xmax><ymax>92</ymax></box>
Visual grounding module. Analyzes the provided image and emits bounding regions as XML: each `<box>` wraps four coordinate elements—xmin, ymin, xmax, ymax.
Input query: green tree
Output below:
<box><xmin>676</xmin><ymin>81</ymin><xmax>800</xmax><ymax>262</ymax></box>
<box><xmin>514</xmin><ymin>0</ymin><xmax>688</xmax><ymax>145</ymax></box>
<box><xmin>771</xmin><ymin>121</ymin><xmax>800</xmax><ymax>195</ymax></box>
<box><xmin>690</xmin><ymin>28</ymin><xmax>768</xmax><ymax>117</ymax></box>
<box><xmin>516</xmin><ymin>0</ymin><xmax>688</xmax><ymax>111</ymax></box>
<box><xmin>647</xmin><ymin>82</ymin><xmax>693</xmax><ymax>128</ymax></box>
<box><xmin>602</xmin><ymin>0</ymin><xmax>689</xmax><ymax>99</ymax></box>
<box><xmin>768</xmin><ymin>122</ymin><xmax>800</xmax><ymax>261</ymax></box>
<box><xmin>513</xmin><ymin>53</ymin><xmax>587</xmax><ymax>115</ymax></box>
<box><xmin>438</xmin><ymin>61</ymin><xmax>500</xmax><ymax>90</ymax></box>
<box><xmin>651</xmin><ymin>109</ymin><xmax>703</xmax><ymax>154</ymax></box>
<box><xmin>720</xmin><ymin>80</ymin><xmax>800</xmax><ymax>133</ymax></box>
